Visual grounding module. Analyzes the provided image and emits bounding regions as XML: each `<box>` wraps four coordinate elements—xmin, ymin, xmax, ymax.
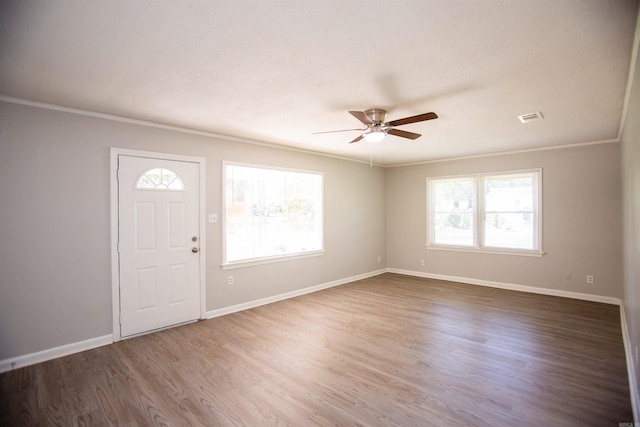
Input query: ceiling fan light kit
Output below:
<box><xmin>315</xmin><ymin>108</ymin><xmax>438</xmax><ymax>144</ymax></box>
<box><xmin>364</xmin><ymin>129</ymin><xmax>386</xmax><ymax>143</ymax></box>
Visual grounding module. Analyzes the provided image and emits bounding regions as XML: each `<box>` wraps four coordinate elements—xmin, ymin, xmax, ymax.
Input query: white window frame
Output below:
<box><xmin>426</xmin><ymin>169</ymin><xmax>543</xmax><ymax>257</ymax></box>
<box><xmin>222</xmin><ymin>161</ymin><xmax>325</xmax><ymax>269</ymax></box>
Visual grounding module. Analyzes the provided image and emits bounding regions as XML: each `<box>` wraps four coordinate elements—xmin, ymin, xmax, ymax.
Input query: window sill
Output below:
<box><xmin>222</xmin><ymin>250</ymin><xmax>325</xmax><ymax>270</ymax></box>
<box><xmin>425</xmin><ymin>244</ymin><xmax>544</xmax><ymax>257</ymax></box>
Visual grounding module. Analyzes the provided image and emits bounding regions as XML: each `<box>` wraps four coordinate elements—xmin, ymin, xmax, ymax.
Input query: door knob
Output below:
<box><xmin>192</xmin><ymin>247</ymin><xmax>199</xmax><ymax>253</ymax></box>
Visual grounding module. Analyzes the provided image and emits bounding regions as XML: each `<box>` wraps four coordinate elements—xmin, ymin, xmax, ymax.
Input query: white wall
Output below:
<box><xmin>386</xmin><ymin>142</ymin><xmax>623</xmax><ymax>299</ymax></box>
<box><xmin>0</xmin><ymin>101</ymin><xmax>386</xmax><ymax>361</ymax></box>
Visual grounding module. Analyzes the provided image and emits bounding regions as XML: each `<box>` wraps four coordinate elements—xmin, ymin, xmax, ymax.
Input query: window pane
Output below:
<box><xmin>434</xmin><ymin>179</ymin><xmax>474</xmax><ymax>212</ymax></box>
<box><xmin>434</xmin><ymin>213</ymin><xmax>474</xmax><ymax>246</ymax></box>
<box><xmin>484</xmin><ymin>212</ymin><xmax>534</xmax><ymax>249</ymax></box>
<box><xmin>135</xmin><ymin>168</ymin><xmax>185</xmax><ymax>191</ymax></box>
<box><xmin>431</xmin><ymin>178</ymin><xmax>475</xmax><ymax>247</ymax></box>
<box><xmin>226</xmin><ymin>164</ymin><xmax>322</xmax><ymax>263</ymax></box>
<box><xmin>484</xmin><ymin>175</ymin><xmax>533</xmax><ymax>212</ymax></box>
<box><xmin>483</xmin><ymin>173</ymin><xmax>536</xmax><ymax>250</ymax></box>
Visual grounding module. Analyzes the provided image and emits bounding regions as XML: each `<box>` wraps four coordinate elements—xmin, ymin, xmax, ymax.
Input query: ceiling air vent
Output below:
<box><xmin>518</xmin><ymin>111</ymin><xmax>544</xmax><ymax>123</ymax></box>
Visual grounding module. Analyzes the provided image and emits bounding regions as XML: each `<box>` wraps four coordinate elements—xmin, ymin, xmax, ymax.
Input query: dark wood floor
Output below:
<box><xmin>0</xmin><ymin>273</ymin><xmax>633</xmax><ymax>426</ymax></box>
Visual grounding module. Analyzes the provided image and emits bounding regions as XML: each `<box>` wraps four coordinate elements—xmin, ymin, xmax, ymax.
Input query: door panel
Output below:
<box><xmin>118</xmin><ymin>155</ymin><xmax>201</xmax><ymax>337</ymax></box>
<box><xmin>137</xmin><ymin>267</ymin><xmax>158</xmax><ymax>310</ymax></box>
<box><xmin>168</xmin><ymin>202</ymin><xmax>186</xmax><ymax>249</ymax></box>
<box><xmin>135</xmin><ymin>202</ymin><xmax>156</xmax><ymax>250</ymax></box>
<box><xmin>169</xmin><ymin>263</ymin><xmax>188</xmax><ymax>303</ymax></box>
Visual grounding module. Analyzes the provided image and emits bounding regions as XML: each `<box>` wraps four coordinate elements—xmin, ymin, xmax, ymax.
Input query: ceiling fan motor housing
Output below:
<box><xmin>365</xmin><ymin>108</ymin><xmax>388</xmax><ymax>124</ymax></box>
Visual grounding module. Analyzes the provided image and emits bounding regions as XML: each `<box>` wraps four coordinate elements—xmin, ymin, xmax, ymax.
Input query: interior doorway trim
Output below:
<box><xmin>110</xmin><ymin>147</ymin><xmax>206</xmax><ymax>342</ymax></box>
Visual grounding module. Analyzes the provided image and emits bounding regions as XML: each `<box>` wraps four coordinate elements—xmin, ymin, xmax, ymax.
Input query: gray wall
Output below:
<box><xmin>386</xmin><ymin>143</ymin><xmax>623</xmax><ymax>299</ymax></box>
<box><xmin>621</xmin><ymin>23</ymin><xmax>640</xmax><ymax>411</ymax></box>
<box><xmin>0</xmin><ymin>102</ymin><xmax>387</xmax><ymax>360</ymax></box>
<box><xmin>0</xmin><ymin>96</ymin><xmax>629</xmax><ymax>370</ymax></box>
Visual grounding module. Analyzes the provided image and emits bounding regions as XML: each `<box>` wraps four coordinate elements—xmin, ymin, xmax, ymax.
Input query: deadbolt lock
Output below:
<box><xmin>192</xmin><ymin>236</ymin><xmax>198</xmax><ymax>242</ymax></box>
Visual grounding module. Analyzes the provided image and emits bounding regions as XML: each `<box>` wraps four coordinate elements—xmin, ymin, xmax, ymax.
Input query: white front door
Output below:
<box><xmin>117</xmin><ymin>155</ymin><xmax>201</xmax><ymax>337</ymax></box>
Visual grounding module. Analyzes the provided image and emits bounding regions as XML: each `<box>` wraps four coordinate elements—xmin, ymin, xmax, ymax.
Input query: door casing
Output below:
<box><xmin>110</xmin><ymin>148</ymin><xmax>206</xmax><ymax>342</ymax></box>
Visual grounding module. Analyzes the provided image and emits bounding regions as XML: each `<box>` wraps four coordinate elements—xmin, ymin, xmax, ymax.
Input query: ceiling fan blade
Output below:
<box><xmin>349</xmin><ymin>134</ymin><xmax>364</xmax><ymax>144</ymax></box>
<box><xmin>387</xmin><ymin>112</ymin><xmax>438</xmax><ymax>127</ymax></box>
<box><xmin>387</xmin><ymin>128</ymin><xmax>421</xmax><ymax>140</ymax></box>
<box><xmin>312</xmin><ymin>128</ymin><xmax>367</xmax><ymax>134</ymax></box>
<box><xmin>349</xmin><ymin>111</ymin><xmax>374</xmax><ymax>125</ymax></box>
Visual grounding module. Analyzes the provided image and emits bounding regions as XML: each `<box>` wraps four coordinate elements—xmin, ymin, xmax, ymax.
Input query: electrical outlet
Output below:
<box><xmin>227</xmin><ymin>276</ymin><xmax>234</xmax><ymax>285</ymax></box>
<box><xmin>420</xmin><ymin>259</ymin><xmax>425</xmax><ymax>266</ymax></box>
<box><xmin>377</xmin><ymin>255</ymin><xmax>381</xmax><ymax>263</ymax></box>
<box><xmin>586</xmin><ymin>275</ymin><xmax>594</xmax><ymax>284</ymax></box>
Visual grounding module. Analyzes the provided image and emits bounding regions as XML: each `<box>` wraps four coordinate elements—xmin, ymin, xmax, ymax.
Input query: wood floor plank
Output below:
<box><xmin>0</xmin><ymin>273</ymin><xmax>633</xmax><ymax>426</ymax></box>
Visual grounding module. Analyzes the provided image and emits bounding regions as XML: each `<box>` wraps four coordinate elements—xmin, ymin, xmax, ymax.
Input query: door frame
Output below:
<box><xmin>110</xmin><ymin>147</ymin><xmax>206</xmax><ymax>342</ymax></box>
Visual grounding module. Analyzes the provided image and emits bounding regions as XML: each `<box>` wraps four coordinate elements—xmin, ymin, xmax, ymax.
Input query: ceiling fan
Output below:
<box><xmin>314</xmin><ymin>108</ymin><xmax>438</xmax><ymax>143</ymax></box>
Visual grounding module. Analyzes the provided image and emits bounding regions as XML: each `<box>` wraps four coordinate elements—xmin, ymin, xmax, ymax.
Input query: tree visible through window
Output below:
<box><xmin>427</xmin><ymin>170</ymin><xmax>541</xmax><ymax>253</ymax></box>
<box><xmin>224</xmin><ymin>163</ymin><xmax>323</xmax><ymax>265</ymax></box>
<box><xmin>431</xmin><ymin>177</ymin><xmax>476</xmax><ymax>246</ymax></box>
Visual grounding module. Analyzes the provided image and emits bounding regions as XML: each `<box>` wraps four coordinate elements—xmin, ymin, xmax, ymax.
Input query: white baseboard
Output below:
<box><xmin>0</xmin><ymin>334</ymin><xmax>113</xmax><ymax>374</ymax></box>
<box><xmin>621</xmin><ymin>304</ymin><xmax>640</xmax><ymax>422</ymax></box>
<box><xmin>386</xmin><ymin>268</ymin><xmax>622</xmax><ymax>305</ymax></box>
<box><xmin>206</xmin><ymin>269</ymin><xmax>387</xmax><ymax>319</ymax></box>
<box><xmin>1</xmin><ymin>267</ymin><xmax>627</xmax><ymax>387</ymax></box>
<box><xmin>0</xmin><ymin>270</ymin><xmax>387</xmax><ymax>374</ymax></box>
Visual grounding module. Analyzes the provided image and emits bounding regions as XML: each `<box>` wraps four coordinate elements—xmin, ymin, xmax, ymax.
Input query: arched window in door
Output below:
<box><xmin>135</xmin><ymin>168</ymin><xmax>185</xmax><ymax>190</ymax></box>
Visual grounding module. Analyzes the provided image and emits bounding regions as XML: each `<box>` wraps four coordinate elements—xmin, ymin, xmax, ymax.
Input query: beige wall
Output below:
<box><xmin>0</xmin><ymin>101</ymin><xmax>386</xmax><ymax>360</ymax></box>
<box><xmin>386</xmin><ymin>142</ymin><xmax>623</xmax><ymax>299</ymax></box>
<box><xmin>621</xmin><ymin>16</ymin><xmax>640</xmax><ymax>412</ymax></box>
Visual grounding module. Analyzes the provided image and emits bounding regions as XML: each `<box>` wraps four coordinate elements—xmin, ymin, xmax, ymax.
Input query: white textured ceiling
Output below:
<box><xmin>1</xmin><ymin>0</ymin><xmax>638</xmax><ymax>165</ymax></box>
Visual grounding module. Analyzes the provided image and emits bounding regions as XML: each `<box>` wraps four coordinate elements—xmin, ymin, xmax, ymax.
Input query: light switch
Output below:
<box><xmin>208</xmin><ymin>213</ymin><xmax>218</xmax><ymax>223</ymax></box>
